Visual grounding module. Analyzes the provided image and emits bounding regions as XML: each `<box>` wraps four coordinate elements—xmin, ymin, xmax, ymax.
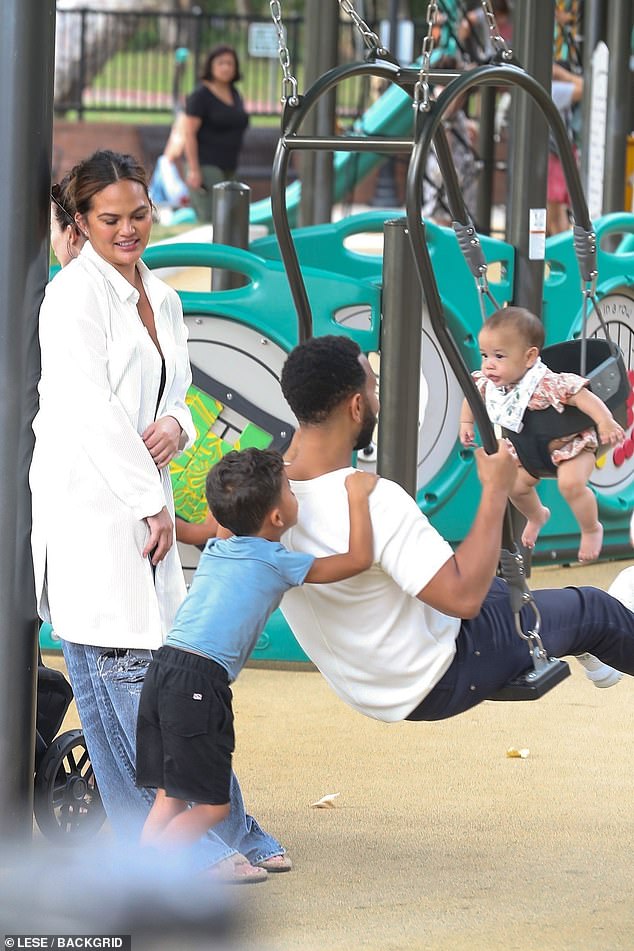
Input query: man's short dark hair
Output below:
<box><xmin>205</xmin><ymin>448</ymin><xmax>285</xmax><ymax>536</ymax></box>
<box><xmin>281</xmin><ymin>335</ymin><xmax>366</xmax><ymax>424</ymax></box>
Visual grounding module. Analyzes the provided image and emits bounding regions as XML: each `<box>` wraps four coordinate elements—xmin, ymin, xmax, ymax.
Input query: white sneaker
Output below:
<box><xmin>575</xmin><ymin>653</ymin><xmax>623</xmax><ymax>688</ymax></box>
<box><xmin>607</xmin><ymin>565</ymin><xmax>634</xmax><ymax>612</ymax></box>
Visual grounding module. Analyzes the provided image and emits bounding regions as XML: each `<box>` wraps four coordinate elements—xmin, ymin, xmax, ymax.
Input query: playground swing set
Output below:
<box><xmin>265</xmin><ymin>0</ymin><xmax>632</xmax><ymax>699</ymax></box>
<box><xmin>37</xmin><ymin>0</ymin><xmax>634</xmax><ymax>841</ymax></box>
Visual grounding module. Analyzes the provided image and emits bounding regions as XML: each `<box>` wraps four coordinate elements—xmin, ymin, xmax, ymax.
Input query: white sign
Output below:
<box><xmin>248</xmin><ymin>22</ymin><xmax>281</xmax><ymax>59</ymax></box>
<box><xmin>379</xmin><ymin>19</ymin><xmax>415</xmax><ymax>63</ymax></box>
<box><xmin>528</xmin><ymin>207</ymin><xmax>546</xmax><ymax>260</ymax></box>
<box><xmin>586</xmin><ymin>41</ymin><xmax>609</xmax><ymax>220</ymax></box>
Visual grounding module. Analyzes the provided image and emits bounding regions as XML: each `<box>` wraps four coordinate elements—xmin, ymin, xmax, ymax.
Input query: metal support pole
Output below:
<box><xmin>299</xmin><ymin>0</ymin><xmax>338</xmax><ymax>226</ymax></box>
<box><xmin>603</xmin><ymin>0</ymin><xmax>632</xmax><ymax>213</ymax></box>
<box><xmin>476</xmin><ymin>85</ymin><xmax>496</xmax><ymax>234</ymax></box>
<box><xmin>378</xmin><ymin>219</ymin><xmax>422</xmax><ymax>498</ymax></box>
<box><xmin>211</xmin><ymin>181</ymin><xmax>250</xmax><ymax>290</ymax></box>
<box><xmin>313</xmin><ymin>3</ymin><xmax>338</xmax><ymax>224</ymax></box>
<box><xmin>0</xmin><ymin>0</ymin><xmax>56</xmax><ymax>841</ymax></box>
<box><xmin>580</xmin><ymin>0</ymin><xmax>606</xmax><ymax>189</ymax></box>
<box><xmin>299</xmin><ymin>0</ymin><xmax>320</xmax><ymax>227</ymax></box>
<box><xmin>506</xmin><ymin>0</ymin><xmax>555</xmax><ymax>316</ymax></box>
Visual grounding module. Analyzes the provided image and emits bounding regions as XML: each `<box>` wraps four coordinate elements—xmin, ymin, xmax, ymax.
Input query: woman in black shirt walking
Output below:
<box><xmin>184</xmin><ymin>45</ymin><xmax>249</xmax><ymax>223</ymax></box>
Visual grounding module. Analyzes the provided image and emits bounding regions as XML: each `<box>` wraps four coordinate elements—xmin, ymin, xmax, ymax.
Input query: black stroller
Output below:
<box><xmin>35</xmin><ymin>656</ymin><xmax>106</xmax><ymax>843</ymax></box>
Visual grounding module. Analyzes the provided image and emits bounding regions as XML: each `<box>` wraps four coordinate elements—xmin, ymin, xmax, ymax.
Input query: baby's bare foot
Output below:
<box><xmin>578</xmin><ymin>523</ymin><xmax>603</xmax><ymax>563</ymax></box>
<box><xmin>521</xmin><ymin>506</ymin><xmax>551</xmax><ymax>549</ymax></box>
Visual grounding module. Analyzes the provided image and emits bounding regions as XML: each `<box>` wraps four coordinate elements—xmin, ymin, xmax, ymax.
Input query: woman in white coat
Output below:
<box><xmin>33</xmin><ymin>153</ymin><xmax>289</xmax><ymax>881</ymax></box>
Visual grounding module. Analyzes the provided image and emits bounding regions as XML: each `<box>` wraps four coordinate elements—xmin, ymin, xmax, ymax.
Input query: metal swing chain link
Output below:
<box><xmin>269</xmin><ymin>0</ymin><xmax>299</xmax><ymax>106</ymax></box>
<box><xmin>479</xmin><ymin>0</ymin><xmax>513</xmax><ymax>61</ymax></box>
<box><xmin>499</xmin><ymin>549</ymin><xmax>546</xmax><ymax>658</ymax></box>
<box><xmin>452</xmin><ymin>221</ymin><xmax>500</xmax><ymax>320</ymax></box>
<box><xmin>414</xmin><ymin>1</ymin><xmax>440</xmax><ymax>112</ymax></box>
<box><xmin>338</xmin><ymin>0</ymin><xmax>386</xmax><ymax>56</ymax></box>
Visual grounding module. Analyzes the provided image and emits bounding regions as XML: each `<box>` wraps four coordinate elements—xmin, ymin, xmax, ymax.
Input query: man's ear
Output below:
<box><xmin>350</xmin><ymin>391</ymin><xmax>363</xmax><ymax>423</ymax></box>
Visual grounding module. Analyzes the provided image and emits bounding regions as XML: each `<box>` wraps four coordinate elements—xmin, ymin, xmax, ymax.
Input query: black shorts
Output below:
<box><xmin>136</xmin><ymin>645</ymin><xmax>234</xmax><ymax>805</ymax></box>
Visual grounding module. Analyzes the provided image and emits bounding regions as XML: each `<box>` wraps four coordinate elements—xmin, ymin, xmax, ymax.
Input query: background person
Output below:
<box><xmin>33</xmin><ymin>150</ymin><xmax>286</xmax><ymax>883</ymax></box>
<box><xmin>183</xmin><ymin>45</ymin><xmax>249</xmax><ymax>224</ymax></box>
<box><xmin>50</xmin><ymin>175</ymin><xmax>85</xmax><ymax>266</ymax></box>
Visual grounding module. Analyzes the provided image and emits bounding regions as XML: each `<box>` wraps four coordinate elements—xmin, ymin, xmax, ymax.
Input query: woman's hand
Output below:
<box><xmin>142</xmin><ymin>416</ymin><xmax>182</xmax><ymax>469</ymax></box>
<box><xmin>186</xmin><ymin>168</ymin><xmax>203</xmax><ymax>190</ymax></box>
<box><xmin>144</xmin><ymin>506</ymin><xmax>174</xmax><ymax>564</ymax></box>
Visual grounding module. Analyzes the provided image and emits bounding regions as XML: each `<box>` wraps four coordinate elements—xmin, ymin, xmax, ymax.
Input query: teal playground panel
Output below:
<box><xmin>249</xmin><ymin>82</ymin><xmax>415</xmax><ymax>233</ymax></box>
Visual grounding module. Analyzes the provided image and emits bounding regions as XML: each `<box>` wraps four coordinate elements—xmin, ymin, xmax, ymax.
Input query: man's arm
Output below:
<box><xmin>416</xmin><ymin>441</ymin><xmax>517</xmax><ymax>618</ymax></box>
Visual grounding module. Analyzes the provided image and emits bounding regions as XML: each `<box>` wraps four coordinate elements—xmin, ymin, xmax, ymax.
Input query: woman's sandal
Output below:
<box><xmin>254</xmin><ymin>854</ymin><xmax>293</xmax><ymax>873</ymax></box>
<box><xmin>209</xmin><ymin>855</ymin><xmax>269</xmax><ymax>885</ymax></box>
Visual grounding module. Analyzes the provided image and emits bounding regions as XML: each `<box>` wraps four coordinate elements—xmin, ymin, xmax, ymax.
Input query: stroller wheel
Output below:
<box><xmin>34</xmin><ymin>728</ymin><xmax>106</xmax><ymax>844</ymax></box>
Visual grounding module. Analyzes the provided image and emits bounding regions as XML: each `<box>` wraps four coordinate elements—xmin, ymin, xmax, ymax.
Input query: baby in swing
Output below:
<box><xmin>459</xmin><ymin>306</ymin><xmax>625</xmax><ymax>564</ymax></box>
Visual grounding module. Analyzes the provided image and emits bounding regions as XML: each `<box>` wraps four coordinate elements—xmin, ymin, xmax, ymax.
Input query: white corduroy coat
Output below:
<box><xmin>30</xmin><ymin>242</ymin><xmax>196</xmax><ymax>648</ymax></box>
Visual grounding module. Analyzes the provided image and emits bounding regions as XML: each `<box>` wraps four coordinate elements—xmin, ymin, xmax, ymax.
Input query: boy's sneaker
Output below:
<box><xmin>575</xmin><ymin>653</ymin><xmax>623</xmax><ymax>688</ymax></box>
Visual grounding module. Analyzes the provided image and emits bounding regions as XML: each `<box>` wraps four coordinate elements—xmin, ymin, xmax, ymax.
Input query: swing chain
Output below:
<box><xmin>452</xmin><ymin>220</ymin><xmax>500</xmax><ymax>321</ymax></box>
<box><xmin>414</xmin><ymin>1</ymin><xmax>440</xmax><ymax>112</ymax></box>
<box><xmin>269</xmin><ymin>0</ymin><xmax>300</xmax><ymax>106</ymax></box>
<box><xmin>479</xmin><ymin>0</ymin><xmax>513</xmax><ymax>62</ymax></box>
<box><xmin>499</xmin><ymin>549</ymin><xmax>546</xmax><ymax>658</ymax></box>
<box><xmin>338</xmin><ymin>0</ymin><xmax>387</xmax><ymax>58</ymax></box>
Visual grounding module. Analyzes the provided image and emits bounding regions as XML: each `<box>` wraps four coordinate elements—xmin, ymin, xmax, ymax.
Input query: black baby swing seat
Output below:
<box><xmin>502</xmin><ymin>338</ymin><xmax>630</xmax><ymax>480</ymax></box>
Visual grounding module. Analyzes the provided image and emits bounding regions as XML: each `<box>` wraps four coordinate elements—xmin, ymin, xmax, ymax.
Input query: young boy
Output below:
<box><xmin>136</xmin><ymin>447</ymin><xmax>377</xmax><ymax>851</ymax></box>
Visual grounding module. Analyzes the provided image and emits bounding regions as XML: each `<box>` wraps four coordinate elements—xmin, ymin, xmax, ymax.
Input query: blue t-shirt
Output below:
<box><xmin>166</xmin><ymin>536</ymin><xmax>314</xmax><ymax>682</ymax></box>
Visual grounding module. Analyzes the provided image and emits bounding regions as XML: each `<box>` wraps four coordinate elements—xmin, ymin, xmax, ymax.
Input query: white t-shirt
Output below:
<box><xmin>282</xmin><ymin>468</ymin><xmax>461</xmax><ymax>722</ymax></box>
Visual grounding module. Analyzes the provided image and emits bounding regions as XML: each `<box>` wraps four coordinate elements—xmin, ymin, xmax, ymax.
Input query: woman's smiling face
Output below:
<box><xmin>77</xmin><ymin>179</ymin><xmax>152</xmax><ymax>277</ymax></box>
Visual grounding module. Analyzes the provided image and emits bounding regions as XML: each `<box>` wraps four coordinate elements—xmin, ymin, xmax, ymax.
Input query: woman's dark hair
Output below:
<box><xmin>206</xmin><ymin>448</ymin><xmax>285</xmax><ymax>536</ymax></box>
<box><xmin>200</xmin><ymin>44</ymin><xmax>242</xmax><ymax>83</ymax></box>
<box><xmin>281</xmin><ymin>335</ymin><xmax>366</xmax><ymax>425</ymax></box>
<box><xmin>67</xmin><ymin>150</ymin><xmax>150</xmax><ymax>217</ymax></box>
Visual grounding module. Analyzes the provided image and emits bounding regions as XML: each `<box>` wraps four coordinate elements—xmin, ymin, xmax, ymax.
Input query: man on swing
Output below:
<box><xmin>280</xmin><ymin>335</ymin><xmax>634</xmax><ymax>722</ymax></box>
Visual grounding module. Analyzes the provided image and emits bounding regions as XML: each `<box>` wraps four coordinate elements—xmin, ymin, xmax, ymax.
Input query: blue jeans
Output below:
<box><xmin>409</xmin><ymin>579</ymin><xmax>634</xmax><ymax>720</ymax></box>
<box><xmin>61</xmin><ymin>641</ymin><xmax>284</xmax><ymax>867</ymax></box>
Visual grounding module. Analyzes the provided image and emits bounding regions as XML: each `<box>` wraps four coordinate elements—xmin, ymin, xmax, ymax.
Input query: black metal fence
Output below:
<box><xmin>55</xmin><ymin>8</ymin><xmax>368</xmax><ymax>118</ymax></box>
<box><xmin>53</xmin><ymin>7</ymin><xmax>470</xmax><ymax>120</ymax></box>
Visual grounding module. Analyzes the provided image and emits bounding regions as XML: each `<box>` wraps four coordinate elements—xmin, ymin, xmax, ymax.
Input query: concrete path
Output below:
<box><xmin>46</xmin><ymin>558</ymin><xmax>634</xmax><ymax>951</ymax></box>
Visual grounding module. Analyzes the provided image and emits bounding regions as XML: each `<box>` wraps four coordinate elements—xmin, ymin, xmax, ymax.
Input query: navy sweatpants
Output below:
<box><xmin>408</xmin><ymin>578</ymin><xmax>634</xmax><ymax>721</ymax></box>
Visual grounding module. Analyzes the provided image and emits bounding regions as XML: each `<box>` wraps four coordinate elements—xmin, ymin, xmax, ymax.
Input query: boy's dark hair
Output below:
<box><xmin>205</xmin><ymin>448</ymin><xmax>285</xmax><ymax>536</ymax></box>
<box><xmin>281</xmin><ymin>335</ymin><xmax>366</xmax><ymax>424</ymax></box>
<box><xmin>483</xmin><ymin>306</ymin><xmax>545</xmax><ymax>350</ymax></box>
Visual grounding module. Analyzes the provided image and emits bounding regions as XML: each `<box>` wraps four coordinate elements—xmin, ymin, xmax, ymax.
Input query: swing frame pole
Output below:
<box><xmin>505</xmin><ymin>0</ymin><xmax>555</xmax><ymax>316</ymax></box>
<box><xmin>379</xmin><ymin>218</ymin><xmax>422</xmax><ymax>497</ymax></box>
<box><xmin>0</xmin><ymin>0</ymin><xmax>56</xmax><ymax>842</ymax></box>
